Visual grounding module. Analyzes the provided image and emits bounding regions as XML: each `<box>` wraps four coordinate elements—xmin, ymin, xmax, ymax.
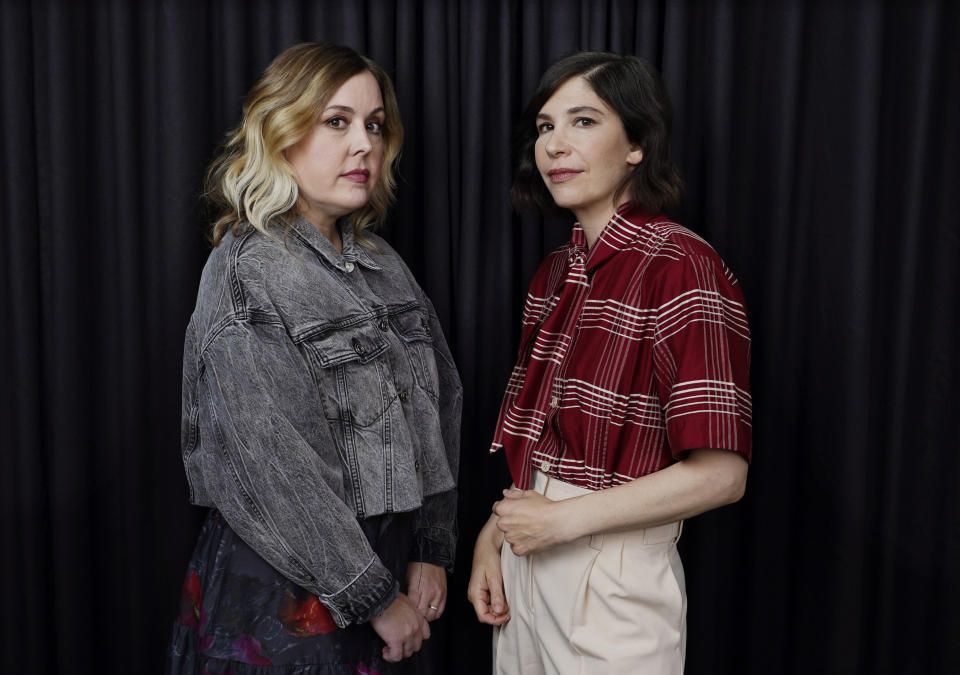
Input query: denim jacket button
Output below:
<box><xmin>344</xmin><ymin>261</ymin><xmax>355</xmax><ymax>273</ymax></box>
<box><xmin>421</xmin><ymin>318</ymin><xmax>430</xmax><ymax>334</ymax></box>
<box><xmin>352</xmin><ymin>338</ymin><xmax>366</xmax><ymax>357</ymax></box>
<box><xmin>415</xmin><ymin>460</ymin><xmax>421</xmax><ymax>471</ymax></box>
<box><xmin>399</xmin><ymin>390</ymin><xmax>409</xmax><ymax>402</ymax></box>
<box><xmin>378</xmin><ymin>319</ymin><xmax>389</xmax><ymax>331</ymax></box>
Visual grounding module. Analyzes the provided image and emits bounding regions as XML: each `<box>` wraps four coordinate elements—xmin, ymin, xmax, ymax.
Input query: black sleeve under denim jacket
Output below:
<box><xmin>180</xmin><ymin>216</ymin><xmax>462</xmax><ymax>628</ymax></box>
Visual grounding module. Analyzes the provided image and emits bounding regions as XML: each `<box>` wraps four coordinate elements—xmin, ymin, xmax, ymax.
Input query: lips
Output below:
<box><xmin>341</xmin><ymin>169</ymin><xmax>370</xmax><ymax>183</ymax></box>
<box><xmin>547</xmin><ymin>168</ymin><xmax>582</xmax><ymax>184</ymax></box>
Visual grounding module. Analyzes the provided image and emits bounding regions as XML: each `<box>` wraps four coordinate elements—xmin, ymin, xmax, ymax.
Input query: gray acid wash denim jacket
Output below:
<box><xmin>180</xmin><ymin>216</ymin><xmax>462</xmax><ymax>628</ymax></box>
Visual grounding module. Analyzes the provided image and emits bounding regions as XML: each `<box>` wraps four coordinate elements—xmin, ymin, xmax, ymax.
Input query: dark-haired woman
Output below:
<box><xmin>468</xmin><ymin>52</ymin><xmax>752</xmax><ymax>674</ymax></box>
<box><xmin>167</xmin><ymin>43</ymin><xmax>461</xmax><ymax>673</ymax></box>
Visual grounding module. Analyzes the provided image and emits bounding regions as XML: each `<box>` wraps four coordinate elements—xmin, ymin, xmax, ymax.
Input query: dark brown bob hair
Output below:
<box><xmin>511</xmin><ymin>51</ymin><xmax>683</xmax><ymax>215</ymax></box>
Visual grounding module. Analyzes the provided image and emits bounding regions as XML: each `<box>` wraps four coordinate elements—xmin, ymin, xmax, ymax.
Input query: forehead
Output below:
<box><xmin>538</xmin><ymin>76</ymin><xmax>609</xmax><ymax>115</ymax></box>
<box><xmin>326</xmin><ymin>70</ymin><xmax>383</xmax><ymax>109</ymax></box>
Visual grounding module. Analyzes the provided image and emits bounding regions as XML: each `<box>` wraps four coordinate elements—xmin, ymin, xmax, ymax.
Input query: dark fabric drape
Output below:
<box><xmin>2</xmin><ymin>1</ymin><xmax>958</xmax><ymax>673</ymax></box>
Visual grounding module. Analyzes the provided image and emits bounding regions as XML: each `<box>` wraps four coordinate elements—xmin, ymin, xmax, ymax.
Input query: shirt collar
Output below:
<box><xmin>288</xmin><ymin>216</ymin><xmax>382</xmax><ymax>271</ymax></box>
<box><xmin>573</xmin><ymin>203</ymin><xmax>659</xmax><ymax>272</ymax></box>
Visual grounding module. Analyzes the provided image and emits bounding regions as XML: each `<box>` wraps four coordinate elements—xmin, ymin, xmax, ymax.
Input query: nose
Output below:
<box><xmin>543</xmin><ymin>125</ymin><xmax>569</xmax><ymax>157</ymax></box>
<box><xmin>349</xmin><ymin>120</ymin><xmax>372</xmax><ymax>155</ymax></box>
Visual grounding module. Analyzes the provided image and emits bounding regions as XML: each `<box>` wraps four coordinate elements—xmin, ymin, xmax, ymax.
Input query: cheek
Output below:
<box><xmin>368</xmin><ymin>145</ymin><xmax>386</xmax><ymax>184</ymax></box>
<box><xmin>534</xmin><ymin>141</ymin><xmax>549</xmax><ymax>172</ymax></box>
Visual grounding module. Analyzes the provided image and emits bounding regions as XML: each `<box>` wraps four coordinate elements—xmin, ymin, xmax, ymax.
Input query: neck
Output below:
<box><xmin>575</xmin><ymin>201</ymin><xmax>622</xmax><ymax>249</ymax></box>
<box><xmin>302</xmin><ymin>208</ymin><xmax>342</xmax><ymax>253</ymax></box>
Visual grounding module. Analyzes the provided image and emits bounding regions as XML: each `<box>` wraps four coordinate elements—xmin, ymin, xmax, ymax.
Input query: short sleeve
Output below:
<box><xmin>652</xmin><ymin>253</ymin><xmax>752</xmax><ymax>461</ymax></box>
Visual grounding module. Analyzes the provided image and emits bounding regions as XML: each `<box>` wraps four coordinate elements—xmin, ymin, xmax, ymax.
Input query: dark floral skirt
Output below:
<box><xmin>166</xmin><ymin>510</ymin><xmax>413</xmax><ymax>674</ymax></box>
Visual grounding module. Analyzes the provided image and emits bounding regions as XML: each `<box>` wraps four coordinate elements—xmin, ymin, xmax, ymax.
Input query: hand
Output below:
<box><xmin>493</xmin><ymin>488</ymin><xmax>570</xmax><ymax>556</ymax></box>
<box><xmin>369</xmin><ymin>593</ymin><xmax>431</xmax><ymax>663</ymax></box>
<box><xmin>406</xmin><ymin>562</ymin><xmax>448</xmax><ymax>621</ymax></box>
<box><xmin>467</xmin><ymin>515</ymin><xmax>510</xmax><ymax>626</ymax></box>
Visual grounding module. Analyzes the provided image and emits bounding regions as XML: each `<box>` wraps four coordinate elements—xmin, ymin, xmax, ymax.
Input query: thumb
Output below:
<box><xmin>382</xmin><ymin>641</ymin><xmax>402</xmax><ymax>663</ymax></box>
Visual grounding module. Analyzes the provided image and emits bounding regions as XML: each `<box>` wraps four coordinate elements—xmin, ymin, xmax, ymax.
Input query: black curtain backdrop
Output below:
<box><xmin>2</xmin><ymin>1</ymin><xmax>958</xmax><ymax>673</ymax></box>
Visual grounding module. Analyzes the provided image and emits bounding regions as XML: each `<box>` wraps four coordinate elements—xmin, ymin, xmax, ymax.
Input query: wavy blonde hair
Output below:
<box><xmin>204</xmin><ymin>43</ymin><xmax>403</xmax><ymax>247</ymax></box>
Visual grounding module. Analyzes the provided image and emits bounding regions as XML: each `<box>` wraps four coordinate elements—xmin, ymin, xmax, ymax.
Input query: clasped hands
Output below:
<box><xmin>370</xmin><ymin>561</ymin><xmax>446</xmax><ymax>663</ymax></box>
<box><xmin>467</xmin><ymin>488</ymin><xmax>571</xmax><ymax>627</ymax></box>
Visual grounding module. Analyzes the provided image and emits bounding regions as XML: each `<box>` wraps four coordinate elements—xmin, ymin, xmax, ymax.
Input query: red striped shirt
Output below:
<box><xmin>490</xmin><ymin>204</ymin><xmax>752</xmax><ymax>491</ymax></box>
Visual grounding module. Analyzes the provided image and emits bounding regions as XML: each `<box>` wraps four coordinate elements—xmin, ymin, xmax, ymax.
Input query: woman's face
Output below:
<box><xmin>534</xmin><ymin>77</ymin><xmax>643</xmax><ymax>219</ymax></box>
<box><xmin>284</xmin><ymin>71</ymin><xmax>385</xmax><ymax>229</ymax></box>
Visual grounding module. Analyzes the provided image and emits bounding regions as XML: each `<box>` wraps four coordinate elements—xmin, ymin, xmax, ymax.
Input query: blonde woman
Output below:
<box><xmin>167</xmin><ymin>43</ymin><xmax>461</xmax><ymax>673</ymax></box>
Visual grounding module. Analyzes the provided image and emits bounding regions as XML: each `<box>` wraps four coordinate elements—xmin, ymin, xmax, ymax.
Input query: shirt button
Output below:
<box><xmin>344</xmin><ymin>261</ymin><xmax>355</xmax><ymax>273</ymax></box>
<box><xmin>550</xmin><ymin>395</ymin><xmax>559</xmax><ymax>407</ymax></box>
<box><xmin>399</xmin><ymin>390</ymin><xmax>409</xmax><ymax>402</ymax></box>
<box><xmin>539</xmin><ymin>460</ymin><xmax>551</xmax><ymax>472</ymax></box>
<box><xmin>378</xmin><ymin>319</ymin><xmax>389</xmax><ymax>331</ymax></box>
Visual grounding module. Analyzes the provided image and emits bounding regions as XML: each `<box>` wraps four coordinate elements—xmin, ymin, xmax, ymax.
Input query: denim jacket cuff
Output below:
<box><xmin>322</xmin><ymin>557</ymin><xmax>399</xmax><ymax>628</ymax></box>
<box><xmin>412</xmin><ymin>526</ymin><xmax>456</xmax><ymax>573</ymax></box>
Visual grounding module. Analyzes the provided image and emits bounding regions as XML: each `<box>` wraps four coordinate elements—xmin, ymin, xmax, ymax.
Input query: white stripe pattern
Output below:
<box><xmin>489</xmin><ymin>209</ymin><xmax>752</xmax><ymax>492</ymax></box>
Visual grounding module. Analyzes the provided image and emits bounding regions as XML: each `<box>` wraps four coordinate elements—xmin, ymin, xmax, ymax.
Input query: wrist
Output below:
<box><xmin>478</xmin><ymin>513</ymin><xmax>504</xmax><ymax>549</ymax></box>
<box><xmin>553</xmin><ymin>496</ymin><xmax>583</xmax><ymax>544</ymax></box>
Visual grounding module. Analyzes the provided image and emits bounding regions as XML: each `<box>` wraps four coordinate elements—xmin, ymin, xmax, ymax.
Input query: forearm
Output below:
<box><xmin>477</xmin><ymin>511</ymin><xmax>505</xmax><ymax>550</ymax></box>
<box><xmin>555</xmin><ymin>449</ymin><xmax>748</xmax><ymax>541</ymax></box>
<box><xmin>412</xmin><ymin>488</ymin><xmax>458</xmax><ymax>571</ymax></box>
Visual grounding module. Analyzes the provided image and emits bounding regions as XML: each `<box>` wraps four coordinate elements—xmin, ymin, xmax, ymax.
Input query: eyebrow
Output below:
<box><xmin>536</xmin><ymin>105</ymin><xmax>607</xmax><ymax>121</ymax></box>
<box><xmin>324</xmin><ymin>105</ymin><xmax>386</xmax><ymax>116</ymax></box>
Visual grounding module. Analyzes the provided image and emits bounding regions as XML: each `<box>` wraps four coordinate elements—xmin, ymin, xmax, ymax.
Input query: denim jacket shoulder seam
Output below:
<box><xmin>227</xmin><ymin>228</ymin><xmax>260</xmax><ymax>320</ymax></box>
<box><xmin>196</xmin><ymin>314</ymin><xmax>285</xmax><ymax>360</ymax></box>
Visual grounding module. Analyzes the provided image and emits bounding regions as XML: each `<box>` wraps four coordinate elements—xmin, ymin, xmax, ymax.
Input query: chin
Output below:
<box><xmin>548</xmin><ymin>195</ymin><xmax>581</xmax><ymax>212</ymax></box>
<box><xmin>339</xmin><ymin>194</ymin><xmax>374</xmax><ymax>213</ymax></box>
<box><xmin>546</xmin><ymin>187</ymin><xmax>583</xmax><ymax>211</ymax></box>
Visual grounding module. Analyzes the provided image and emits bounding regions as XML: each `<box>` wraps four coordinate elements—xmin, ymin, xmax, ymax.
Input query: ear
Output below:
<box><xmin>626</xmin><ymin>146</ymin><xmax>643</xmax><ymax>166</ymax></box>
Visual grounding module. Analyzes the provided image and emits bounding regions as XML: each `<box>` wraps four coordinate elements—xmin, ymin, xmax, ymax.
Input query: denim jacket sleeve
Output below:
<box><xmin>190</xmin><ymin>318</ymin><xmax>398</xmax><ymax>628</ymax></box>
<box><xmin>408</xmin><ymin>284</ymin><xmax>462</xmax><ymax>572</ymax></box>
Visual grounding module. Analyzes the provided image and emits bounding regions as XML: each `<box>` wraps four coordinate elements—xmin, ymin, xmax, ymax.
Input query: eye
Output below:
<box><xmin>537</xmin><ymin>122</ymin><xmax>553</xmax><ymax>134</ymax></box>
<box><xmin>573</xmin><ymin>117</ymin><xmax>596</xmax><ymax>128</ymax></box>
<box><xmin>325</xmin><ymin>116</ymin><xmax>348</xmax><ymax>129</ymax></box>
<box><xmin>366</xmin><ymin>120</ymin><xmax>383</xmax><ymax>134</ymax></box>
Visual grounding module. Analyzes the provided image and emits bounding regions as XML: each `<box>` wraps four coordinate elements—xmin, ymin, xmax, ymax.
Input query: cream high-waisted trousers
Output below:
<box><xmin>492</xmin><ymin>470</ymin><xmax>686</xmax><ymax>674</ymax></box>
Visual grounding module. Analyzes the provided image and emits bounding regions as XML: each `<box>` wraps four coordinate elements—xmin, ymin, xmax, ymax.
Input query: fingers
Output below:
<box><xmin>418</xmin><ymin>597</ymin><xmax>445</xmax><ymax>621</ymax></box>
<box><xmin>488</xmin><ymin>568</ymin><xmax>508</xmax><ymax>617</ymax></box>
<box><xmin>372</xmin><ymin>593</ymin><xmax>434</xmax><ymax>663</ymax></box>
<box><xmin>382</xmin><ymin>641</ymin><xmax>403</xmax><ymax>663</ymax></box>
<box><xmin>380</xmin><ymin>613</ymin><xmax>431</xmax><ymax>662</ymax></box>
<box><xmin>410</xmin><ymin>563</ymin><xmax>447</xmax><ymax>620</ymax></box>
<box><xmin>467</xmin><ymin>572</ymin><xmax>511</xmax><ymax>625</ymax></box>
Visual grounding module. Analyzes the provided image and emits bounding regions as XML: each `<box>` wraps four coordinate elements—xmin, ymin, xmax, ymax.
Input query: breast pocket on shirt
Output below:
<box><xmin>389</xmin><ymin>304</ymin><xmax>440</xmax><ymax>402</ymax></box>
<box><xmin>303</xmin><ymin>322</ymin><xmax>391</xmax><ymax>427</ymax></box>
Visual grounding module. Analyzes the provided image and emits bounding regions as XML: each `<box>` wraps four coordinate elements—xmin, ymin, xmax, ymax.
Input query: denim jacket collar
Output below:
<box><xmin>288</xmin><ymin>216</ymin><xmax>382</xmax><ymax>272</ymax></box>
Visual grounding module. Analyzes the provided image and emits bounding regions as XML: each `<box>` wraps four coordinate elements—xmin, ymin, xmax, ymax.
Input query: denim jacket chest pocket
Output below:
<box><xmin>388</xmin><ymin>303</ymin><xmax>440</xmax><ymax>403</ymax></box>
<box><xmin>303</xmin><ymin>321</ymin><xmax>393</xmax><ymax>428</ymax></box>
